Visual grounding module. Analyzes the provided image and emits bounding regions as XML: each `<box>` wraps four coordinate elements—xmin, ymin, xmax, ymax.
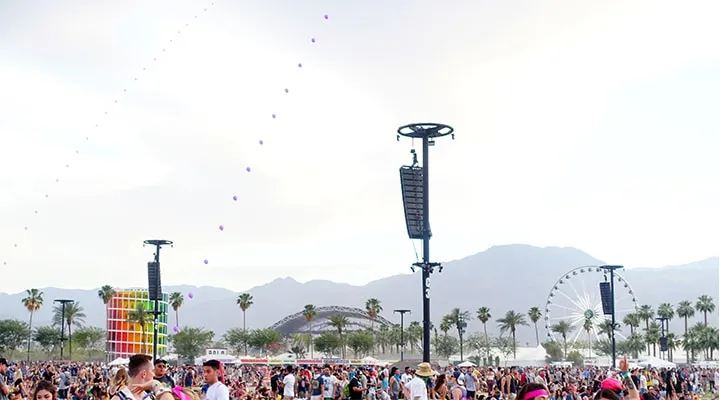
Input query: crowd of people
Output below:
<box><xmin>1</xmin><ymin>356</ymin><xmax>718</xmax><ymax>400</ymax></box>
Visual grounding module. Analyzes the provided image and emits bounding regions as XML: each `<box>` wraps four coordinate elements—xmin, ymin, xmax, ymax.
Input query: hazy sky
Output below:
<box><xmin>1</xmin><ymin>0</ymin><xmax>718</xmax><ymax>293</ymax></box>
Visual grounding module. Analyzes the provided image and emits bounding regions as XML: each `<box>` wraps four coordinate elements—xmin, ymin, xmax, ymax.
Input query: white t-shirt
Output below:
<box><xmin>323</xmin><ymin>374</ymin><xmax>338</xmax><ymax>398</ymax></box>
<box><xmin>401</xmin><ymin>373</ymin><xmax>413</xmax><ymax>385</ymax></box>
<box><xmin>406</xmin><ymin>377</ymin><xmax>428</xmax><ymax>400</ymax></box>
<box><xmin>206</xmin><ymin>382</ymin><xmax>229</xmax><ymax>400</ymax></box>
<box><xmin>284</xmin><ymin>374</ymin><xmax>297</xmax><ymax>397</ymax></box>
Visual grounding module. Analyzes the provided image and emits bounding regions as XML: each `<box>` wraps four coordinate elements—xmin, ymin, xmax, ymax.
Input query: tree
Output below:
<box><xmin>542</xmin><ymin>341</ymin><xmax>563</xmax><ymax>362</ymax></box>
<box><xmin>493</xmin><ymin>336</ymin><xmax>515</xmax><ymax>365</ymax></box>
<box><xmin>236</xmin><ymin>293</ymin><xmax>254</xmax><ymax>355</ymax></box>
<box><xmin>622</xmin><ymin>313</ymin><xmax>641</xmax><ymax>336</ymax></box>
<box><xmin>476</xmin><ymin>307</ymin><xmax>491</xmax><ymax>359</ymax></box>
<box><xmin>432</xmin><ymin>334</ymin><xmax>459</xmax><ymax>360</ymax></box>
<box><xmin>566</xmin><ymin>350</ymin><xmax>584</xmax><ymax>367</ymax></box>
<box><xmin>527</xmin><ymin>307</ymin><xmax>542</xmax><ymax>346</ymax></box>
<box><xmin>676</xmin><ymin>300</ymin><xmax>695</xmax><ymax>362</ymax></box>
<box><xmin>72</xmin><ymin>327</ymin><xmax>106</xmax><ymax>360</ymax></box>
<box><xmin>52</xmin><ymin>302</ymin><xmax>86</xmax><ymax>360</ymax></box>
<box><xmin>34</xmin><ymin>326</ymin><xmax>62</xmax><ymax>358</ymax></box>
<box><xmin>314</xmin><ymin>333</ymin><xmax>342</xmax><ymax>356</ymax></box>
<box><xmin>637</xmin><ymin>304</ymin><xmax>654</xmax><ymax>355</ymax></box>
<box><xmin>644</xmin><ymin>322</ymin><xmax>661</xmax><ymax>357</ymax></box>
<box><xmin>247</xmin><ymin>328</ymin><xmax>282</xmax><ymax>355</ymax></box>
<box><xmin>127</xmin><ymin>302</ymin><xmax>152</xmax><ymax>354</ymax></box>
<box><xmin>97</xmin><ymin>285</ymin><xmax>115</xmax><ymax>361</ymax></box>
<box><xmin>22</xmin><ymin>288</ymin><xmax>44</xmax><ymax>361</ymax></box>
<box><xmin>496</xmin><ymin>310</ymin><xmax>528</xmax><ymax>359</ymax></box>
<box><xmin>290</xmin><ymin>345</ymin><xmax>306</xmax><ymax>359</ymax></box>
<box><xmin>550</xmin><ymin>320</ymin><xmax>573</xmax><ymax>359</ymax></box>
<box><xmin>303</xmin><ymin>304</ymin><xmax>318</xmax><ymax>357</ymax></box>
<box><xmin>365</xmin><ymin>298</ymin><xmax>382</xmax><ymax>354</ymax></box>
<box><xmin>582</xmin><ymin>319</ymin><xmax>593</xmax><ymax>358</ymax></box>
<box><xmin>223</xmin><ymin>328</ymin><xmax>250</xmax><ymax>356</ymax></box>
<box><xmin>169</xmin><ymin>292</ymin><xmax>184</xmax><ymax>328</ymax></box>
<box><xmin>695</xmin><ymin>295</ymin><xmax>715</xmax><ymax>326</ymax></box>
<box><xmin>327</xmin><ymin>314</ymin><xmax>349</xmax><ymax>358</ymax></box>
<box><xmin>0</xmin><ymin>319</ymin><xmax>30</xmax><ymax>358</ymax></box>
<box><xmin>467</xmin><ymin>332</ymin><xmax>492</xmax><ymax>361</ymax></box>
<box><xmin>171</xmin><ymin>327</ymin><xmax>214</xmax><ymax>359</ymax></box>
<box><xmin>347</xmin><ymin>331</ymin><xmax>374</xmax><ymax>357</ymax></box>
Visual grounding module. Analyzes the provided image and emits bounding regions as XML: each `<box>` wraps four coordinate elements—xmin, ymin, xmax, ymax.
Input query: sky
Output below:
<box><xmin>0</xmin><ymin>0</ymin><xmax>718</xmax><ymax>293</ymax></box>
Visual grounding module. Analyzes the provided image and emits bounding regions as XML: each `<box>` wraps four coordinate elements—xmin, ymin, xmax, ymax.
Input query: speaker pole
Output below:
<box><xmin>143</xmin><ymin>239</ymin><xmax>173</xmax><ymax>363</ymax></box>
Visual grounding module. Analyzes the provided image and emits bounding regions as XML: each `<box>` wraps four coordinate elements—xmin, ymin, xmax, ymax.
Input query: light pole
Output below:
<box><xmin>394</xmin><ymin>309</ymin><xmax>411</xmax><ymax>361</ymax></box>
<box><xmin>656</xmin><ymin>317</ymin><xmax>669</xmax><ymax>360</ymax></box>
<box><xmin>53</xmin><ymin>299</ymin><xmax>74</xmax><ymax>360</ymax></box>
<box><xmin>599</xmin><ymin>264</ymin><xmax>623</xmax><ymax>368</ymax></box>
<box><xmin>144</xmin><ymin>239</ymin><xmax>173</xmax><ymax>362</ymax></box>
<box><xmin>397</xmin><ymin>123</ymin><xmax>454</xmax><ymax>362</ymax></box>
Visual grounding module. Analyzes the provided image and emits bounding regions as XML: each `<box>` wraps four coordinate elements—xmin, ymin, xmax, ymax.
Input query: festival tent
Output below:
<box><xmin>457</xmin><ymin>361</ymin><xmax>476</xmax><ymax>367</ymax></box>
<box><xmin>636</xmin><ymin>356</ymin><xmax>675</xmax><ymax>369</ymax></box>
<box><xmin>109</xmin><ymin>357</ymin><xmax>129</xmax><ymax>366</ymax></box>
<box><xmin>361</xmin><ymin>356</ymin><xmax>379</xmax><ymax>365</ymax></box>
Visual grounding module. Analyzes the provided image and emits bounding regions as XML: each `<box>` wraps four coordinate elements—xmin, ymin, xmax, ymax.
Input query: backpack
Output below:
<box><xmin>343</xmin><ymin>383</ymin><xmax>351</xmax><ymax>398</ymax></box>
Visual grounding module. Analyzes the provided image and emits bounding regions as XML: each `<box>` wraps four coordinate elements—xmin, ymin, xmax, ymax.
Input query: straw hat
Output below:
<box><xmin>415</xmin><ymin>363</ymin><xmax>434</xmax><ymax>377</ymax></box>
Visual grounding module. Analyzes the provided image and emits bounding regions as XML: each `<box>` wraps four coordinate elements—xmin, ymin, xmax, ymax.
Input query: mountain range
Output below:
<box><xmin>0</xmin><ymin>244</ymin><xmax>717</xmax><ymax>343</ymax></box>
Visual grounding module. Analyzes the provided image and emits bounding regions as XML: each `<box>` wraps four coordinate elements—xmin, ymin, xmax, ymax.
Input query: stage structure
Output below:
<box><xmin>270</xmin><ymin>306</ymin><xmax>394</xmax><ymax>335</ymax></box>
<box><xmin>107</xmin><ymin>289</ymin><xmax>169</xmax><ymax>359</ymax></box>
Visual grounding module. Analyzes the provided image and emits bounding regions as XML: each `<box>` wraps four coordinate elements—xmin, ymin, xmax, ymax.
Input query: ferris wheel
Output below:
<box><xmin>544</xmin><ymin>266</ymin><xmax>638</xmax><ymax>344</ymax></box>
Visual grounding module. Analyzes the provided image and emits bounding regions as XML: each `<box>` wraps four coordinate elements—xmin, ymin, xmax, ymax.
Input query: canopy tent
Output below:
<box><xmin>109</xmin><ymin>357</ymin><xmax>129</xmax><ymax>366</ymax></box>
<box><xmin>457</xmin><ymin>361</ymin><xmax>476</xmax><ymax>367</ymax></box>
<box><xmin>637</xmin><ymin>356</ymin><xmax>675</xmax><ymax>369</ymax></box>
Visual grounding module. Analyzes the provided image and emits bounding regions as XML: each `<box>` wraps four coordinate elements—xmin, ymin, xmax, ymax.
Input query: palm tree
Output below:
<box><xmin>676</xmin><ymin>300</ymin><xmax>695</xmax><ymax>362</ymax></box>
<box><xmin>666</xmin><ymin>332</ymin><xmax>677</xmax><ymax>362</ymax></box>
<box><xmin>236</xmin><ymin>293</ymin><xmax>254</xmax><ymax>355</ymax></box>
<box><xmin>656</xmin><ymin>303</ymin><xmax>674</xmax><ymax>359</ymax></box>
<box><xmin>582</xmin><ymin>319</ymin><xmax>593</xmax><ymax>357</ymax></box>
<box><xmin>440</xmin><ymin>315</ymin><xmax>453</xmax><ymax>336</ymax></box>
<box><xmin>328</xmin><ymin>314</ymin><xmax>349</xmax><ymax>358</ymax></box>
<box><xmin>97</xmin><ymin>285</ymin><xmax>115</xmax><ymax>361</ymax></box>
<box><xmin>365</xmin><ymin>298</ymin><xmax>383</xmax><ymax>354</ymax></box>
<box><xmin>476</xmin><ymin>307</ymin><xmax>491</xmax><ymax>357</ymax></box>
<box><xmin>622</xmin><ymin>313</ymin><xmax>641</xmax><ymax>336</ymax></box>
<box><xmin>169</xmin><ymin>292</ymin><xmax>184</xmax><ymax>328</ymax></box>
<box><xmin>52</xmin><ymin>302</ymin><xmax>86</xmax><ymax>360</ymax></box>
<box><xmin>303</xmin><ymin>304</ymin><xmax>318</xmax><ymax>357</ymax></box>
<box><xmin>644</xmin><ymin>322</ymin><xmax>662</xmax><ymax>357</ymax></box>
<box><xmin>695</xmin><ymin>295</ymin><xmax>715</xmax><ymax>326</ymax></box>
<box><xmin>550</xmin><ymin>320</ymin><xmax>573</xmax><ymax>359</ymax></box>
<box><xmin>22</xmin><ymin>289</ymin><xmax>44</xmax><ymax>361</ymax></box>
<box><xmin>127</xmin><ymin>302</ymin><xmax>153</xmax><ymax>354</ymax></box>
<box><xmin>527</xmin><ymin>307</ymin><xmax>542</xmax><ymax>346</ymax></box>
<box><xmin>637</xmin><ymin>304</ymin><xmax>655</xmax><ymax>355</ymax></box>
<box><xmin>496</xmin><ymin>310</ymin><xmax>528</xmax><ymax>359</ymax></box>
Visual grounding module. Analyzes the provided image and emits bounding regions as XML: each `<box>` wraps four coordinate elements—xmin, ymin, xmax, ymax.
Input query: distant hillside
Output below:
<box><xmin>0</xmin><ymin>244</ymin><xmax>717</xmax><ymax>342</ymax></box>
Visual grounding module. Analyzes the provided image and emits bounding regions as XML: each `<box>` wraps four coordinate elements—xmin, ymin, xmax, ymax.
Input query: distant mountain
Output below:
<box><xmin>0</xmin><ymin>245</ymin><xmax>717</xmax><ymax>343</ymax></box>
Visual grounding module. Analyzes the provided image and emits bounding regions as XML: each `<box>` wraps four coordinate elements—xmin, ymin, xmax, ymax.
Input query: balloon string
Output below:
<box><xmin>2</xmin><ymin>1</ymin><xmax>219</xmax><ymax>266</ymax></box>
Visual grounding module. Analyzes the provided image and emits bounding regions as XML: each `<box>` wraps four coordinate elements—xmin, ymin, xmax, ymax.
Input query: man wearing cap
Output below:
<box><xmin>405</xmin><ymin>364</ymin><xmax>433</xmax><ymax>400</ymax></box>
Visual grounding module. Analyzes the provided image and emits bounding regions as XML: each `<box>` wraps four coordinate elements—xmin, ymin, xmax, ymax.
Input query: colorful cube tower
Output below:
<box><xmin>107</xmin><ymin>289</ymin><xmax>169</xmax><ymax>359</ymax></box>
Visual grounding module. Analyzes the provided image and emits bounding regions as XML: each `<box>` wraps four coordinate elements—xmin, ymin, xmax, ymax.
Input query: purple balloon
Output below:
<box><xmin>311</xmin><ymin>38</ymin><xmax>316</xmax><ymax>43</ymax></box>
<box><xmin>232</xmin><ymin>195</ymin><xmax>238</xmax><ymax>201</ymax></box>
<box><xmin>259</xmin><ymin>140</ymin><xmax>264</xmax><ymax>145</ymax></box>
<box><xmin>173</xmin><ymin>326</ymin><xmax>179</xmax><ymax>333</ymax></box>
<box><xmin>285</xmin><ymin>88</ymin><xmax>289</xmax><ymax>93</ymax></box>
<box><xmin>219</xmin><ymin>225</ymin><xmax>224</xmax><ymax>231</ymax></box>
<box><xmin>272</xmin><ymin>113</ymin><xmax>276</xmax><ymax>118</ymax></box>
<box><xmin>246</xmin><ymin>167</ymin><xmax>251</xmax><ymax>172</ymax></box>
<box><xmin>324</xmin><ymin>14</ymin><xmax>328</xmax><ymax>20</ymax></box>
<box><xmin>298</xmin><ymin>63</ymin><xmax>302</xmax><ymax>68</ymax></box>
<box><xmin>203</xmin><ymin>259</ymin><xmax>208</xmax><ymax>265</ymax></box>
<box><xmin>188</xmin><ymin>292</ymin><xmax>194</xmax><ymax>299</ymax></box>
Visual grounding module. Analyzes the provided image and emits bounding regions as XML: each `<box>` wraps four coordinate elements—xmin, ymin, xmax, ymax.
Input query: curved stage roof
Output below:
<box><xmin>270</xmin><ymin>306</ymin><xmax>394</xmax><ymax>335</ymax></box>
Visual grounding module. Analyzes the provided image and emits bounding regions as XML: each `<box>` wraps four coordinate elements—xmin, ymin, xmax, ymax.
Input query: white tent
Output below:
<box><xmin>361</xmin><ymin>356</ymin><xmax>379</xmax><ymax>365</ymax></box>
<box><xmin>457</xmin><ymin>361</ymin><xmax>476</xmax><ymax>367</ymax></box>
<box><xmin>637</xmin><ymin>356</ymin><xmax>675</xmax><ymax>369</ymax></box>
<box><xmin>109</xmin><ymin>357</ymin><xmax>129</xmax><ymax>366</ymax></box>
